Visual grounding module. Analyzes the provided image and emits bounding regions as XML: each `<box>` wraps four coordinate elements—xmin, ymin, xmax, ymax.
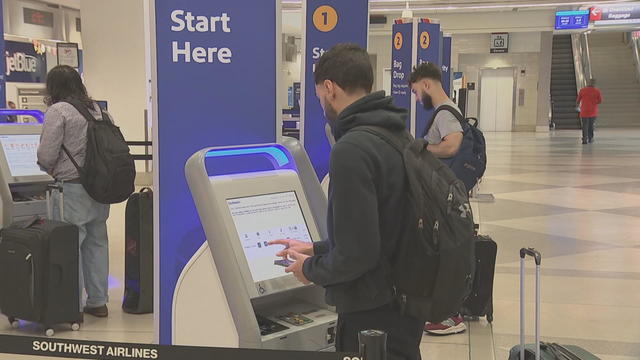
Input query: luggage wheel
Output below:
<box><xmin>487</xmin><ymin>314</ymin><xmax>494</xmax><ymax>323</ymax></box>
<box><xmin>8</xmin><ymin>317</ymin><xmax>19</xmax><ymax>329</ymax></box>
<box><xmin>71</xmin><ymin>322</ymin><xmax>81</xmax><ymax>331</ymax></box>
<box><xmin>45</xmin><ymin>327</ymin><xmax>55</xmax><ymax>337</ymax></box>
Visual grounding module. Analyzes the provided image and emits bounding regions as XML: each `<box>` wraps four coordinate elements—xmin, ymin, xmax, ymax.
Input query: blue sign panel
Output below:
<box><xmin>555</xmin><ymin>10</ymin><xmax>590</xmax><ymax>30</ymax></box>
<box><xmin>0</xmin><ymin>2</ymin><xmax>5</xmax><ymax>106</ymax></box>
<box><xmin>5</xmin><ymin>41</ymin><xmax>47</xmax><ymax>84</ymax></box>
<box><xmin>391</xmin><ymin>22</ymin><xmax>413</xmax><ymax>130</ymax></box>
<box><xmin>302</xmin><ymin>0</ymin><xmax>369</xmax><ymax>179</ymax></box>
<box><xmin>442</xmin><ymin>36</ymin><xmax>452</xmax><ymax>97</ymax></box>
<box><xmin>154</xmin><ymin>0</ymin><xmax>277</xmax><ymax>344</ymax></box>
<box><xmin>416</xmin><ymin>22</ymin><xmax>442</xmax><ymax>137</ymax></box>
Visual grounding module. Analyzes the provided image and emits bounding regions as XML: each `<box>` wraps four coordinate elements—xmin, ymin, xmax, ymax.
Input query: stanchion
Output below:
<box><xmin>358</xmin><ymin>330</ymin><xmax>387</xmax><ymax>360</ymax></box>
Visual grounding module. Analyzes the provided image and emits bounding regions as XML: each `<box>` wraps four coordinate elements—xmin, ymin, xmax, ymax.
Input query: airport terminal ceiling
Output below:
<box><xmin>283</xmin><ymin>0</ymin><xmax>640</xmax><ymax>12</ymax></box>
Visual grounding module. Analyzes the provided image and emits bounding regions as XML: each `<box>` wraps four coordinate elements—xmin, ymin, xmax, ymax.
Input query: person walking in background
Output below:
<box><xmin>577</xmin><ymin>79</ymin><xmax>602</xmax><ymax>145</ymax></box>
<box><xmin>37</xmin><ymin>65</ymin><xmax>111</xmax><ymax>318</ymax></box>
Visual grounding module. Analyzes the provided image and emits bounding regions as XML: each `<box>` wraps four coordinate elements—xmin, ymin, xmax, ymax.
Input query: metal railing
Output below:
<box><xmin>126</xmin><ymin>141</ymin><xmax>152</xmax><ymax>162</ymax></box>
<box><xmin>630</xmin><ymin>34</ymin><xmax>640</xmax><ymax>84</ymax></box>
<box><xmin>571</xmin><ymin>33</ymin><xmax>592</xmax><ymax>91</ymax></box>
<box><xmin>0</xmin><ymin>109</ymin><xmax>45</xmax><ymax>123</ymax></box>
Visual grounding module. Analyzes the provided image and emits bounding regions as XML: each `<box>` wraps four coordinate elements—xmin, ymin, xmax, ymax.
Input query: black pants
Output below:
<box><xmin>336</xmin><ymin>304</ymin><xmax>424</xmax><ymax>360</ymax></box>
<box><xmin>581</xmin><ymin>117</ymin><xmax>596</xmax><ymax>142</ymax></box>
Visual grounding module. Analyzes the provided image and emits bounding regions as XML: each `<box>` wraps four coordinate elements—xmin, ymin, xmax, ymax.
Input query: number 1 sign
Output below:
<box><xmin>301</xmin><ymin>0</ymin><xmax>369</xmax><ymax>179</ymax></box>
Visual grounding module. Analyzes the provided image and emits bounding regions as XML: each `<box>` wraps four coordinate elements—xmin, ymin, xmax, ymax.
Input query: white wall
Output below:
<box><xmin>4</xmin><ymin>0</ymin><xmax>64</xmax><ymax>39</ymax></box>
<box><xmin>63</xmin><ymin>7</ymin><xmax>81</xmax><ymax>44</ymax></box>
<box><xmin>369</xmin><ymin>34</ymin><xmax>390</xmax><ymax>93</ymax></box>
<box><xmin>459</xmin><ymin>53</ymin><xmax>540</xmax><ymax>131</ymax></box>
<box><xmin>281</xmin><ymin>52</ymin><xmax>302</xmax><ymax>109</ymax></box>
<box><xmin>81</xmin><ymin>0</ymin><xmax>148</xmax><ymax>169</ymax></box>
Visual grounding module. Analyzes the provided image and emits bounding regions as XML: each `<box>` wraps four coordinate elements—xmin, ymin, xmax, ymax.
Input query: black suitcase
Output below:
<box><xmin>122</xmin><ymin>188</ymin><xmax>153</xmax><ymax>314</ymax></box>
<box><xmin>509</xmin><ymin>248</ymin><xmax>600</xmax><ymax>360</ymax></box>
<box><xmin>0</xmin><ymin>186</ymin><xmax>82</xmax><ymax>336</ymax></box>
<box><xmin>461</xmin><ymin>234</ymin><xmax>497</xmax><ymax>322</ymax></box>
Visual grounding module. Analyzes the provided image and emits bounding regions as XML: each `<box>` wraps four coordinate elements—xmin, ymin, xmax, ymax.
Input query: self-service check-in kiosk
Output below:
<box><xmin>0</xmin><ymin>124</ymin><xmax>53</xmax><ymax>228</ymax></box>
<box><xmin>176</xmin><ymin>138</ymin><xmax>336</xmax><ymax>351</ymax></box>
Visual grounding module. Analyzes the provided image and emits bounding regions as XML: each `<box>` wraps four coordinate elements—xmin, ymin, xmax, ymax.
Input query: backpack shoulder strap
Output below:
<box><xmin>351</xmin><ymin>125</ymin><xmax>412</xmax><ymax>156</ymax></box>
<box><xmin>437</xmin><ymin>105</ymin><xmax>464</xmax><ymax>122</ymax></box>
<box><xmin>422</xmin><ymin>104</ymin><xmax>468</xmax><ymax>139</ymax></box>
<box><xmin>60</xmin><ymin>99</ymin><xmax>97</xmax><ymax>174</ymax></box>
<box><xmin>64</xmin><ymin>99</ymin><xmax>98</xmax><ymax>123</ymax></box>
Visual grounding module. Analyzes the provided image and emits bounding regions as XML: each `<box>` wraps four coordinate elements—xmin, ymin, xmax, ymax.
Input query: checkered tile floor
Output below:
<box><xmin>1</xmin><ymin>129</ymin><xmax>640</xmax><ymax>360</ymax></box>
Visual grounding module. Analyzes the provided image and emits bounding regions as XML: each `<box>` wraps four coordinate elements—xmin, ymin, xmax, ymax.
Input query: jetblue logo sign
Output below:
<box><xmin>4</xmin><ymin>41</ymin><xmax>47</xmax><ymax>83</ymax></box>
<box><xmin>5</xmin><ymin>52</ymin><xmax>38</xmax><ymax>76</ymax></box>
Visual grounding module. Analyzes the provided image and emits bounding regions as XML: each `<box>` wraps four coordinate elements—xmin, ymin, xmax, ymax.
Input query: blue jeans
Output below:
<box><xmin>53</xmin><ymin>183</ymin><xmax>111</xmax><ymax>309</ymax></box>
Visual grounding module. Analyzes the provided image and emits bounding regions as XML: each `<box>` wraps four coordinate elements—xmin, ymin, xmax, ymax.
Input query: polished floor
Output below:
<box><xmin>1</xmin><ymin>129</ymin><xmax>640</xmax><ymax>359</ymax></box>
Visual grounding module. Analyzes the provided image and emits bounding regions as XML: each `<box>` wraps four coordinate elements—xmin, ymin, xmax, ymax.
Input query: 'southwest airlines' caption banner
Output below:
<box><xmin>153</xmin><ymin>0</ymin><xmax>278</xmax><ymax>345</ymax></box>
<box><xmin>0</xmin><ymin>335</ymin><xmax>357</xmax><ymax>360</ymax></box>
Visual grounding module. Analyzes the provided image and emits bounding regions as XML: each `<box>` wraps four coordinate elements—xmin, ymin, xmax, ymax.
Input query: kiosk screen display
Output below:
<box><xmin>0</xmin><ymin>135</ymin><xmax>47</xmax><ymax>177</ymax></box>
<box><xmin>227</xmin><ymin>191</ymin><xmax>312</xmax><ymax>283</ymax></box>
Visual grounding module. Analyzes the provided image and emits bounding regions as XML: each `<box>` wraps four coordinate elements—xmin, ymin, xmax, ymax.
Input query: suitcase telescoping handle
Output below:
<box><xmin>519</xmin><ymin>248</ymin><xmax>542</xmax><ymax>360</ymax></box>
<box><xmin>46</xmin><ymin>184</ymin><xmax>65</xmax><ymax>221</ymax></box>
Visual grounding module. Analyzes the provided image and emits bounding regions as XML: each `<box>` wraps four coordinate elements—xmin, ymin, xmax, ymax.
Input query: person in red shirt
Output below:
<box><xmin>576</xmin><ymin>79</ymin><xmax>602</xmax><ymax>144</ymax></box>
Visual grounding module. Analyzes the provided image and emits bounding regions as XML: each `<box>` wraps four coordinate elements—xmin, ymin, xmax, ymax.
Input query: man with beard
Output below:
<box><xmin>409</xmin><ymin>63</ymin><xmax>466</xmax><ymax>336</ymax></box>
<box><xmin>410</xmin><ymin>62</ymin><xmax>463</xmax><ymax>160</ymax></box>
<box><xmin>269</xmin><ymin>43</ymin><xmax>424</xmax><ymax>360</ymax></box>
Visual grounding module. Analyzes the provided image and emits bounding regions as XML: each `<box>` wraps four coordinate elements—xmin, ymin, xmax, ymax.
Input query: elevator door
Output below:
<box><xmin>479</xmin><ymin>68</ymin><xmax>515</xmax><ymax>132</ymax></box>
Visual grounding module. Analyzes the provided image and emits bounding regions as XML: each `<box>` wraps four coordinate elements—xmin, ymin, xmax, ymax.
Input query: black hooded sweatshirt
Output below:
<box><xmin>303</xmin><ymin>91</ymin><xmax>411</xmax><ymax>314</ymax></box>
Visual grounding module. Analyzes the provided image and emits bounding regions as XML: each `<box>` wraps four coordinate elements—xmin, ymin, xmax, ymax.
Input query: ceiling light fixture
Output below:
<box><xmin>369</xmin><ymin>0</ymin><xmax>635</xmax><ymax>12</ymax></box>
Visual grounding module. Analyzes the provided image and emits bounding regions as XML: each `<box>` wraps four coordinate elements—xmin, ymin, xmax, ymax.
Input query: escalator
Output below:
<box><xmin>551</xmin><ymin>35</ymin><xmax>580</xmax><ymax>129</ymax></box>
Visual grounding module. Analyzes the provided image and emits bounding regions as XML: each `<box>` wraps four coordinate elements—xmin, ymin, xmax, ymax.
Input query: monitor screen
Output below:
<box><xmin>555</xmin><ymin>10</ymin><xmax>590</xmax><ymax>30</ymax></box>
<box><xmin>0</xmin><ymin>134</ymin><xmax>47</xmax><ymax>177</ymax></box>
<box><xmin>226</xmin><ymin>191</ymin><xmax>313</xmax><ymax>284</ymax></box>
<box><xmin>96</xmin><ymin>100</ymin><xmax>108</xmax><ymax>111</ymax></box>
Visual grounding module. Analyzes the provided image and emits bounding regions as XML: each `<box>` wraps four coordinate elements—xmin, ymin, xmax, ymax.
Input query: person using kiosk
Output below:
<box><xmin>270</xmin><ymin>44</ymin><xmax>423</xmax><ymax>360</ymax></box>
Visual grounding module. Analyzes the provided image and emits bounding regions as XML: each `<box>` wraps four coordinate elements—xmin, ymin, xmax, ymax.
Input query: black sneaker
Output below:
<box><xmin>84</xmin><ymin>305</ymin><xmax>108</xmax><ymax>318</ymax></box>
<box><xmin>582</xmin><ymin>140</ymin><xmax>588</xmax><ymax>145</ymax></box>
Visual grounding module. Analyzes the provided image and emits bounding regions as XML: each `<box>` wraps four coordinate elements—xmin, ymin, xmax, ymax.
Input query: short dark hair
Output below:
<box><xmin>314</xmin><ymin>43</ymin><xmax>373</xmax><ymax>93</ymax></box>
<box><xmin>409</xmin><ymin>62</ymin><xmax>442</xmax><ymax>84</ymax></box>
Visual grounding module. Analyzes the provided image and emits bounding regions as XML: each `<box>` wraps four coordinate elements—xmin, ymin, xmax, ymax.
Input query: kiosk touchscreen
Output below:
<box><xmin>205</xmin><ymin>170</ymin><xmax>324</xmax><ymax>298</ymax></box>
<box><xmin>0</xmin><ymin>126</ymin><xmax>53</xmax><ymax>227</ymax></box>
<box><xmin>179</xmin><ymin>145</ymin><xmax>336</xmax><ymax>351</ymax></box>
<box><xmin>227</xmin><ymin>191</ymin><xmax>312</xmax><ymax>283</ymax></box>
<box><xmin>0</xmin><ymin>134</ymin><xmax>48</xmax><ymax>178</ymax></box>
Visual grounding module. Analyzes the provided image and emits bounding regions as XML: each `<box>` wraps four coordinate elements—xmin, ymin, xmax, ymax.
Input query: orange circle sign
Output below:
<box><xmin>420</xmin><ymin>31</ymin><xmax>431</xmax><ymax>49</ymax></box>
<box><xmin>394</xmin><ymin>32</ymin><xmax>404</xmax><ymax>50</ymax></box>
<box><xmin>313</xmin><ymin>5</ymin><xmax>338</xmax><ymax>32</ymax></box>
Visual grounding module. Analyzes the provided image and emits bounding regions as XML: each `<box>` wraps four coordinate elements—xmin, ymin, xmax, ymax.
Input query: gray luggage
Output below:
<box><xmin>508</xmin><ymin>248</ymin><xmax>600</xmax><ymax>360</ymax></box>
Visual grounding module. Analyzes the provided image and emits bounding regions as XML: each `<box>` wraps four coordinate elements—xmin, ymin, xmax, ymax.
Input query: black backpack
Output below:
<box><xmin>61</xmin><ymin>100</ymin><xmax>135</xmax><ymax>204</ymax></box>
<box><xmin>422</xmin><ymin>105</ymin><xmax>487</xmax><ymax>192</ymax></box>
<box><xmin>356</xmin><ymin>126</ymin><xmax>476</xmax><ymax>323</ymax></box>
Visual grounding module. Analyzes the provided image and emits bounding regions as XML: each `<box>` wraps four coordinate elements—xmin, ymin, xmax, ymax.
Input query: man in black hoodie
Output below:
<box><xmin>269</xmin><ymin>44</ymin><xmax>424</xmax><ymax>360</ymax></box>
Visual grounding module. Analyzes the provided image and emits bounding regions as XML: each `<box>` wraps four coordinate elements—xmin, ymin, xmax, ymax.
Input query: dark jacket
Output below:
<box><xmin>303</xmin><ymin>91</ymin><xmax>410</xmax><ymax>314</ymax></box>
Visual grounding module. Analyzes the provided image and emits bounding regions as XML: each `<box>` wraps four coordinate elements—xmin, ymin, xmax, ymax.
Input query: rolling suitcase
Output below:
<box><xmin>0</xmin><ymin>184</ymin><xmax>82</xmax><ymax>337</ymax></box>
<box><xmin>122</xmin><ymin>188</ymin><xmax>153</xmax><ymax>314</ymax></box>
<box><xmin>461</xmin><ymin>234</ymin><xmax>497</xmax><ymax>322</ymax></box>
<box><xmin>508</xmin><ymin>248</ymin><xmax>600</xmax><ymax>360</ymax></box>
